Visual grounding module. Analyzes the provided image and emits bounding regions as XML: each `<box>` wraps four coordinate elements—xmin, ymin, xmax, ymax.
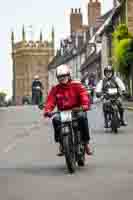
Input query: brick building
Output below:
<box><xmin>69</xmin><ymin>0</ymin><xmax>101</xmax><ymax>45</ymax></box>
<box><xmin>11</xmin><ymin>26</ymin><xmax>55</xmax><ymax>105</ymax></box>
<box><xmin>70</xmin><ymin>0</ymin><xmax>101</xmax><ymax>34</ymax></box>
<box><xmin>94</xmin><ymin>0</ymin><xmax>133</xmax><ymax>95</ymax></box>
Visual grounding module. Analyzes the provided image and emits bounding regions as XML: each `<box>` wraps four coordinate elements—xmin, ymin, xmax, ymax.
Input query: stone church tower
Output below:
<box><xmin>11</xmin><ymin>26</ymin><xmax>55</xmax><ymax>105</ymax></box>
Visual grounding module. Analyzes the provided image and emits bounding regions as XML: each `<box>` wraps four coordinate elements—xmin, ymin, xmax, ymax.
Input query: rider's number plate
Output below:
<box><xmin>108</xmin><ymin>88</ymin><xmax>118</xmax><ymax>95</ymax></box>
<box><xmin>60</xmin><ymin>111</ymin><xmax>72</xmax><ymax>122</ymax></box>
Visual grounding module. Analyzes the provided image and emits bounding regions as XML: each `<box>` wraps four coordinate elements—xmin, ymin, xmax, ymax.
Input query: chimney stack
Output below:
<box><xmin>113</xmin><ymin>0</ymin><xmax>117</xmax><ymax>7</ymax></box>
<box><xmin>88</xmin><ymin>0</ymin><xmax>101</xmax><ymax>28</ymax></box>
<box><xmin>70</xmin><ymin>8</ymin><xmax>83</xmax><ymax>34</ymax></box>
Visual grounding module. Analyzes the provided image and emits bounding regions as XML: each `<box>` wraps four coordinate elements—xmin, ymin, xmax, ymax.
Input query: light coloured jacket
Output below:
<box><xmin>95</xmin><ymin>77</ymin><xmax>126</xmax><ymax>94</ymax></box>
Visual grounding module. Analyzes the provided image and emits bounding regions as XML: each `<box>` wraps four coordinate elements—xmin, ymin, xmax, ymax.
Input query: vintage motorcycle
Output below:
<box><xmin>103</xmin><ymin>88</ymin><xmax>121</xmax><ymax>133</ymax></box>
<box><xmin>52</xmin><ymin>109</ymin><xmax>86</xmax><ymax>173</ymax></box>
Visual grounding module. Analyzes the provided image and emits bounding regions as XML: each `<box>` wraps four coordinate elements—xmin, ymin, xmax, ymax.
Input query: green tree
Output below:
<box><xmin>112</xmin><ymin>24</ymin><xmax>133</xmax><ymax>78</ymax></box>
<box><xmin>0</xmin><ymin>92</ymin><xmax>7</xmax><ymax>106</ymax></box>
<box><xmin>114</xmin><ymin>38</ymin><xmax>133</xmax><ymax>77</ymax></box>
<box><xmin>113</xmin><ymin>24</ymin><xmax>132</xmax><ymax>41</ymax></box>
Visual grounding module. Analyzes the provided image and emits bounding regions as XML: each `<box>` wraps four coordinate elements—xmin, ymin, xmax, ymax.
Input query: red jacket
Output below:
<box><xmin>44</xmin><ymin>80</ymin><xmax>90</xmax><ymax>113</ymax></box>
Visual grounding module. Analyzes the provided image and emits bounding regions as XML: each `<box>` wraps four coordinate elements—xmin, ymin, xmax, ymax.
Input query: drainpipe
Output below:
<box><xmin>12</xmin><ymin>52</ymin><xmax>16</xmax><ymax>105</ymax></box>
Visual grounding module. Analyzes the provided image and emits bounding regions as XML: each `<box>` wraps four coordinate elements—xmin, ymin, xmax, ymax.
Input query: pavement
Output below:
<box><xmin>123</xmin><ymin>101</ymin><xmax>133</xmax><ymax>111</ymax></box>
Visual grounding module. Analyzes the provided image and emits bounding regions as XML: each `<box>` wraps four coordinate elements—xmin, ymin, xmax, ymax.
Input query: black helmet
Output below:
<box><xmin>104</xmin><ymin>65</ymin><xmax>114</xmax><ymax>77</ymax></box>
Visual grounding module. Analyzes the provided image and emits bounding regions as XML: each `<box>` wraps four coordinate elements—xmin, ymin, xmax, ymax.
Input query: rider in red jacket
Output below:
<box><xmin>44</xmin><ymin>64</ymin><xmax>92</xmax><ymax>156</ymax></box>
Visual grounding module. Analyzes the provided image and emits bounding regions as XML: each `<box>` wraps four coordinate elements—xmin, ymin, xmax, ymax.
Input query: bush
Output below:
<box><xmin>113</xmin><ymin>24</ymin><xmax>132</xmax><ymax>41</ymax></box>
<box><xmin>114</xmin><ymin>38</ymin><xmax>133</xmax><ymax>76</ymax></box>
<box><xmin>113</xmin><ymin>24</ymin><xmax>133</xmax><ymax>77</ymax></box>
<box><xmin>0</xmin><ymin>92</ymin><xmax>7</xmax><ymax>106</ymax></box>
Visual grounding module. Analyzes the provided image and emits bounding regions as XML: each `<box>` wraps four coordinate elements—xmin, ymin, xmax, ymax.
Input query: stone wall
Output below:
<box><xmin>12</xmin><ymin>41</ymin><xmax>54</xmax><ymax>104</ymax></box>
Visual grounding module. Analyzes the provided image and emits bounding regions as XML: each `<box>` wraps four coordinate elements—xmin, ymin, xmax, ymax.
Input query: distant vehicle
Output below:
<box><xmin>22</xmin><ymin>96</ymin><xmax>32</xmax><ymax>105</ymax></box>
<box><xmin>102</xmin><ymin>88</ymin><xmax>121</xmax><ymax>133</ymax></box>
<box><xmin>5</xmin><ymin>99</ymin><xmax>13</xmax><ymax>106</ymax></box>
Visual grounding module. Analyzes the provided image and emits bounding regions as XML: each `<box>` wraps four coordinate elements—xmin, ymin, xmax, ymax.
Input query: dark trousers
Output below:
<box><xmin>32</xmin><ymin>89</ymin><xmax>42</xmax><ymax>105</ymax></box>
<box><xmin>52</xmin><ymin>112</ymin><xmax>90</xmax><ymax>144</ymax></box>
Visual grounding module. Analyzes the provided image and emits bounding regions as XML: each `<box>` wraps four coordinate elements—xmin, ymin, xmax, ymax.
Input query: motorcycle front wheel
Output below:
<box><xmin>63</xmin><ymin>135</ymin><xmax>76</xmax><ymax>174</ymax></box>
<box><xmin>111</xmin><ymin>111</ymin><xmax>119</xmax><ymax>133</ymax></box>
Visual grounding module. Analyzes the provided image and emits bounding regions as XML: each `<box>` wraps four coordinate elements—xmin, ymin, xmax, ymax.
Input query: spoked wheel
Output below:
<box><xmin>111</xmin><ymin>111</ymin><xmax>119</xmax><ymax>133</ymax></box>
<box><xmin>63</xmin><ymin>135</ymin><xmax>76</xmax><ymax>174</ymax></box>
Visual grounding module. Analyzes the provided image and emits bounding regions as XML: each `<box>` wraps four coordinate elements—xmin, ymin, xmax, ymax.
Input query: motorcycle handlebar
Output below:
<box><xmin>49</xmin><ymin>107</ymin><xmax>83</xmax><ymax>117</ymax></box>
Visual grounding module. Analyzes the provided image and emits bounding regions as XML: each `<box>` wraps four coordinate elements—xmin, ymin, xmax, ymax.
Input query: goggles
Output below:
<box><xmin>57</xmin><ymin>74</ymin><xmax>69</xmax><ymax>81</ymax></box>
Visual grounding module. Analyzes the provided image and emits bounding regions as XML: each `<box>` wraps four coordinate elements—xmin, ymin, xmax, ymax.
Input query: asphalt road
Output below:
<box><xmin>0</xmin><ymin>104</ymin><xmax>133</xmax><ymax>200</ymax></box>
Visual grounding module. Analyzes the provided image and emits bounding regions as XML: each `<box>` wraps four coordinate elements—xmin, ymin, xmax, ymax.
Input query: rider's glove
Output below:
<box><xmin>44</xmin><ymin>112</ymin><xmax>52</xmax><ymax>118</ymax></box>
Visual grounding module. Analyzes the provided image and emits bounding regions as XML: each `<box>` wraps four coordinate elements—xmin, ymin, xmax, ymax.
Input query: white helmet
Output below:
<box><xmin>56</xmin><ymin>64</ymin><xmax>71</xmax><ymax>78</ymax></box>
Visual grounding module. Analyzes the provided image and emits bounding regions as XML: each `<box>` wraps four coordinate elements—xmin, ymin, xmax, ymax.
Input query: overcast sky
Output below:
<box><xmin>0</xmin><ymin>0</ymin><xmax>113</xmax><ymax>98</ymax></box>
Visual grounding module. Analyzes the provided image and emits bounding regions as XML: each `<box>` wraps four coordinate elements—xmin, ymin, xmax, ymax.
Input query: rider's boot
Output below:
<box><xmin>119</xmin><ymin>111</ymin><xmax>127</xmax><ymax>126</ymax></box>
<box><xmin>104</xmin><ymin>121</ymin><xmax>109</xmax><ymax>128</ymax></box>
<box><xmin>85</xmin><ymin>143</ymin><xmax>93</xmax><ymax>155</ymax></box>
<box><xmin>104</xmin><ymin>112</ymin><xmax>109</xmax><ymax>128</ymax></box>
<box><xmin>57</xmin><ymin>143</ymin><xmax>64</xmax><ymax>156</ymax></box>
<box><xmin>120</xmin><ymin>120</ymin><xmax>127</xmax><ymax>126</ymax></box>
